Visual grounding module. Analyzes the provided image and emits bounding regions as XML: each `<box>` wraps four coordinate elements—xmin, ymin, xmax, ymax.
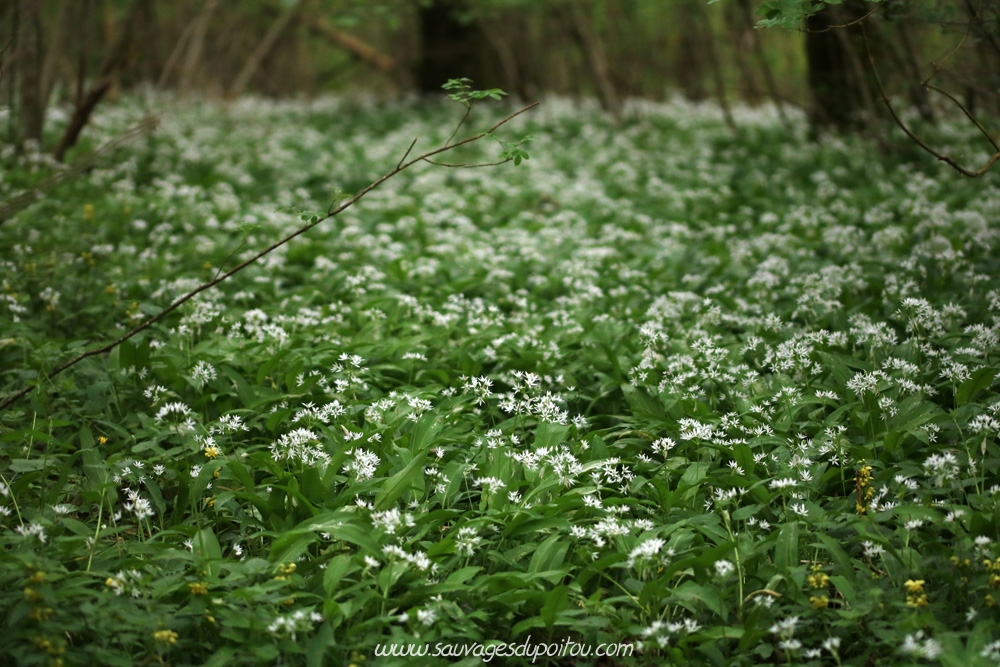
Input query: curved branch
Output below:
<box><xmin>861</xmin><ymin>26</ymin><xmax>1000</xmax><ymax>178</ymax></box>
<box><xmin>799</xmin><ymin>3</ymin><xmax>882</xmax><ymax>33</ymax></box>
<box><xmin>0</xmin><ymin>102</ymin><xmax>539</xmax><ymax>412</ymax></box>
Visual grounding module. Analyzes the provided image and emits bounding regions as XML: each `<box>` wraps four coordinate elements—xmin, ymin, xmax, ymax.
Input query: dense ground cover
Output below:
<box><xmin>1</xmin><ymin>93</ymin><xmax>999</xmax><ymax>666</ymax></box>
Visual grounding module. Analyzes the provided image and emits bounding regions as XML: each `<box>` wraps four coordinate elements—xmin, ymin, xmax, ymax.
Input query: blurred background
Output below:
<box><xmin>1</xmin><ymin>0</ymin><xmax>998</xmax><ymax>155</ymax></box>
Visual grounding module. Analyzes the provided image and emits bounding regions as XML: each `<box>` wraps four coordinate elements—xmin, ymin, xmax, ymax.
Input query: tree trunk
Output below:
<box><xmin>179</xmin><ymin>0</ymin><xmax>220</xmax><ymax>92</ymax></box>
<box><xmin>415</xmin><ymin>0</ymin><xmax>490</xmax><ymax>94</ymax></box>
<box><xmin>738</xmin><ymin>0</ymin><xmax>791</xmax><ymax>129</ymax></box>
<box><xmin>227</xmin><ymin>0</ymin><xmax>302</xmax><ymax>98</ymax></box>
<box><xmin>53</xmin><ymin>1</ymin><xmax>138</xmax><ymax>161</ymax></box>
<box><xmin>563</xmin><ymin>2</ymin><xmax>622</xmax><ymax>121</ymax></box>
<box><xmin>40</xmin><ymin>0</ymin><xmax>73</xmax><ymax>111</ymax></box>
<box><xmin>694</xmin><ymin>1</ymin><xmax>736</xmax><ymax>132</ymax></box>
<box><xmin>805</xmin><ymin>0</ymin><xmax>869</xmax><ymax>129</ymax></box>
<box><xmin>17</xmin><ymin>0</ymin><xmax>44</xmax><ymax>145</ymax></box>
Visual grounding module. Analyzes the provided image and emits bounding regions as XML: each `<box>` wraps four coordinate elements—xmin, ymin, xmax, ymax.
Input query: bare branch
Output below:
<box><xmin>925</xmin><ymin>83</ymin><xmax>999</xmax><ymax>152</ymax></box>
<box><xmin>421</xmin><ymin>158</ymin><xmax>511</xmax><ymax>168</ymax></box>
<box><xmin>861</xmin><ymin>26</ymin><xmax>1000</xmax><ymax>178</ymax></box>
<box><xmin>396</xmin><ymin>137</ymin><xmax>418</xmax><ymax>170</ymax></box>
<box><xmin>0</xmin><ymin>102</ymin><xmax>539</xmax><ymax>412</ymax></box>
<box><xmin>799</xmin><ymin>4</ymin><xmax>882</xmax><ymax>33</ymax></box>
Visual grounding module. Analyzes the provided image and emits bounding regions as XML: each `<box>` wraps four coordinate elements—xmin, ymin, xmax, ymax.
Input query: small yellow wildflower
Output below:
<box><xmin>188</xmin><ymin>582</ymin><xmax>208</xmax><ymax>596</ymax></box>
<box><xmin>28</xmin><ymin>607</ymin><xmax>53</xmax><ymax>621</ymax></box>
<box><xmin>279</xmin><ymin>563</ymin><xmax>296</xmax><ymax>575</ymax></box>
<box><xmin>203</xmin><ymin>446</ymin><xmax>220</xmax><ymax>459</ymax></box>
<box><xmin>31</xmin><ymin>636</ymin><xmax>63</xmax><ymax>655</ymax></box>
<box><xmin>153</xmin><ymin>629</ymin><xmax>179</xmax><ymax>645</ymax></box>
<box><xmin>97</xmin><ymin>436</ymin><xmax>108</xmax><ymax>445</ymax></box>
<box><xmin>808</xmin><ymin>572</ymin><xmax>830</xmax><ymax>589</ymax></box>
<box><xmin>904</xmin><ymin>579</ymin><xmax>928</xmax><ymax>607</ymax></box>
<box><xmin>855</xmin><ymin>462</ymin><xmax>873</xmax><ymax>515</ymax></box>
<box><xmin>24</xmin><ymin>587</ymin><xmax>43</xmax><ymax>602</ymax></box>
<box><xmin>29</xmin><ymin>570</ymin><xmax>46</xmax><ymax>584</ymax></box>
<box><xmin>810</xmin><ymin>595</ymin><xmax>829</xmax><ymax>609</ymax></box>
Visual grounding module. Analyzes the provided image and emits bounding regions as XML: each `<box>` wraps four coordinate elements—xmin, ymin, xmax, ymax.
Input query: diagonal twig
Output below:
<box><xmin>0</xmin><ymin>102</ymin><xmax>539</xmax><ymax>412</ymax></box>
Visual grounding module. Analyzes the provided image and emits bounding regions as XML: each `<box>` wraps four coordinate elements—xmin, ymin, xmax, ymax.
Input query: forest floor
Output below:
<box><xmin>1</xmin><ymin>93</ymin><xmax>999</xmax><ymax>665</ymax></box>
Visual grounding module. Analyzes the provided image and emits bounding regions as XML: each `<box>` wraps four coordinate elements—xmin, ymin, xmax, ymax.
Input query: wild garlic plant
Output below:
<box><xmin>0</xmin><ymin>92</ymin><xmax>999</xmax><ymax>665</ymax></box>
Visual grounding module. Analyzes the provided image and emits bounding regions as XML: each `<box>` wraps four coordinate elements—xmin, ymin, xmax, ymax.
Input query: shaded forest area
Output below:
<box><xmin>1</xmin><ymin>0</ymin><xmax>998</xmax><ymax>168</ymax></box>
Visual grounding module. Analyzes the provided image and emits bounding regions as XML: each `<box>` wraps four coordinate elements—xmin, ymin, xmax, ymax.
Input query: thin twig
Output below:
<box><xmin>799</xmin><ymin>3</ymin><xmax>882</xmax><ymax>33</ymax></box>
<box><xmin>446</xmin><ymin>105</ymin><xmax>472</xmax><ymax>146</ymax></box>
<box><xmin>421</xmin><ymin>158</ymin><xmax>510</xmax><ymax>168</ymax></box>
<box><xmin>396</xmin><ymin>137</ymin><xmax>418</xmax><ymax>170</ymax></box>
<box><xmin>0</xmin><ymin>102</ymin><xmax>539</xmax><ymax>412</ymax></box>
<box><xmin>924</xmin><ymin>83</ymin><xmax>999</xmax><ymax>152</ymax></box>
<box><xmin>861</xmin><ymin>25</ymin><xmax>1000</xmax><ymax>178</ymax></box>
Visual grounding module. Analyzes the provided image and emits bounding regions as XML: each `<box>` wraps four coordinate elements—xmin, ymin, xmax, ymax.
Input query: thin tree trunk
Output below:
<box><xmin>179</xmin><ymin>0</ymin><xmax>219</xmax><ymax>92</ymax></box>
<box><xmin>53</xmin><ymin>0</ymin><xmax>137</xmax><ymax>161</ymax></box>
<box><xmin>158</xmin><ymin>15</ymin><xmax>194</xmax><ymax>88</ymax></box>
<box><xmin>564</xmin><ymin>3</ymin><xmax>621</xmax><ymax>121</ymax></box>
<box><xmin>738</xmin><ymin>0</ymin><xmax>791</xmax><ymax>129</ymax></box>
<box><xmin>695</xmin><ymin>0</ymin><xmax>736</xmax><ymax>132</ymax></box>
<box><xmin>40</xmin><ymin>0</ymin><xmax>72</xmax><ymax>110</ymax></box>
<box><xmin>476</xmin><ymin>15</ymin><xmax>523</xmax><ymax>100</ymax></box>
<box><xmin>227</xmin><ymin>0</ymin><xmax>302</xmax><ymax>98</ymax></box>
<box><xmin>17</xmin><ymin>0</ymin><xmax>43</xmax><ymax>145</ymax></box>
<box><xmin>892</xmin><ymin>20</ymin><xmax>934</xmax><ymax>123</ymax></box>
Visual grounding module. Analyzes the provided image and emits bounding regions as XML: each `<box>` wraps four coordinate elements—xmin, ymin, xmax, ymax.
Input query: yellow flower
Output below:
<box><xmin>279</xmin><ymin>563</ymin><xmax>296</xmax><ymax>575</ymax></box>
<box><xmin>204</xmin><ymin>446</ymin><xmax>220</xmax><ymax>459</ymax></box>
<box><xmin>808</xmin><ymin>572</ymin><xmax>830</xmax><ymax>589</ymax></box>
<box><xmin>906</xmin><ymin>593</ymin><xmax>928</xmax><ymax>607</ymax></box>
<box><xmin>810</xmin><ymin>595</ymin><xmax>829</xmax><ymax>609</ymax></box>
<box><xmin>904</xmin><ymin>579</ymin><xmax>925</xmax><ymax>594</ymax></box>
<box><xmin>24</xmin><ymin>587</ymin><xmax>43</xmax><ymax>602</ymax></box>
<box><xmin>28</xmin><ymin>607</ymin><xmax>53</xmax><ymax>621</ymax></box>
<box><xmin>153</xmin><ymin>629</ymin><xmax>179</xmax><ymax>645</ymax></box>
<box><xmin>29</xmin><ymin>570</ymin><xmax>46</xmax><ymax>584</ymax></box>
<box><xmin>97</xmin><ymin>436</ymin><xmax>108</xmax><ymax>445</ymax></box>
<box><xmin>188</xmin><ymin>582</ymin><xmax>208</xmax><ymax>596</ymax></box>
<box><xmin>83</xmin><ymin>204</ymin><xmax>94</xmax><ymax>222</ymax></box>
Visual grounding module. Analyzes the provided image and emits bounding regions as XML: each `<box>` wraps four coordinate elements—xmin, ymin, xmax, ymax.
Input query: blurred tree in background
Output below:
<box><xmin>1</xmin><ymin>0</ymin><xmax>997</xmax><ymax>165</ymax></box>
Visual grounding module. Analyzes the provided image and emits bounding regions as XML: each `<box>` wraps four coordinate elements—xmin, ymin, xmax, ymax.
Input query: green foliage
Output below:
<box><xmin>442</xmin><ymin>78</ymin><xmax>507</xmax><ymax>108</ymax></box>
<box><xmin>709</xmin><ymin>0</ymin><xmax>885</xmax><ymax>29</ymax></box>
<box><xmin>0</xmin><ymin>93</ymin><xmax>999</xmax><ymax>666</ymax></box>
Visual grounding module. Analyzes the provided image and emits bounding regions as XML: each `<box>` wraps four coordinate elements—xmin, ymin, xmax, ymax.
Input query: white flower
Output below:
<box><xmin>626</xmin><ymin>538</ymin><xmax>666</xmax><ymax>568</ymax></box>
<box><xmin>714</xmin><ymin>559</ymin><xmax>735</xmax><ymax>577</ymax></box>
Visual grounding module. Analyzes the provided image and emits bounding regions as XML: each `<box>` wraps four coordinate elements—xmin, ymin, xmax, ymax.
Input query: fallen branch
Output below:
<box><xmin>0</xmin><ymin>102</ymin><xmax>538</xmax><ymax>412</ymax></box>
<box><xmin>302</xmin><ymin>15</ymin><xmax>396</xmax><ymax>73</ymax></box>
